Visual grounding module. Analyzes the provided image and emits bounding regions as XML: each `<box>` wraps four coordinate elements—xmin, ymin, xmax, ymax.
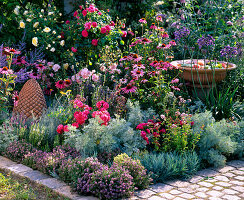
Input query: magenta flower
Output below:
<box><xmin>92</xmin><ymin>22</ymin><xmax>97</xmax><ymax>28</ymax></box>
<box><xmin>65</xmin><ymin>20</ymin><xmax>70</xmax><ymax>24</ymax></box>
<box><xmin>128</xmin><ymin>54</ymin><xmax>143</xmax><ymax>62</ymax></box>
<box><xmin>121</xmin><ymin>31</ymin><xmax>127</xmax><ymax>37</ymax></box>
<box><xmin>131</xmin><ymin>68</ymin><xmax>144</xmax><ymax>77</ymax></box>
<box><xmin>139</xmin><ymin>18</ymin><xmax>147</xmax><ymax>24</ymax></box>
<box><xmin>91</xmin><ymin>39</ymin><xmax>98</xmax><ymax>46</ymax></box>
<box><xmin>55</xmin><ymin>80</ymin><xmax>66</xmax><ymax>89</ymax></box>
<box><xmin>82</xmin><ymin>10</ymin><xmax>87</xmax><ymax>17</ymax></box>
<box><xmin>73</xmin><ymin>11</ymin><xmax>78</xmax><ymax>18</ymax></box>
<box><xmin>29</xmin><ymin>72</ymin><xmax>40</xmax><ymax>79</ymax></box>
<box><xmin>71</xmin><ymin>47</ymin><xmax>77</xmax><ymax>52</ymax></box>
<box><xmin>121</xmin><ymin>83</ymin><xmax>137</xmax><ymax>94</ymax></box>
<box><xmin>171</xmin><ymin>78</ymin><xmax>179</xmax><ymax>84</ymax></box>
<box><xmin>92</xmin><ymin>74</ymin><xmax>99</xmax><ymax>82</ymax></box>
<box><xmin>82</xmin><ymin>30</ymin><xmax>88</xmax><ymax>37</ymax></box>
<box><xmin>84</xmin><ymin>22</ymin><xmax>92</xmax><ymax>29</ymax></box>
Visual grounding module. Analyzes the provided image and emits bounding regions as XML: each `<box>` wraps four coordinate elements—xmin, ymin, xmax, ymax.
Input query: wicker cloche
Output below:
<box><xmin>13</xmin><ymin>79</ymin><xmax>47</xmax><ymax>119</ymax></box>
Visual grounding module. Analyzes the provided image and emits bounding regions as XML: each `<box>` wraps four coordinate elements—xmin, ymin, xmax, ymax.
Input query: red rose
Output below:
<box><xmin>57</xmin><ymin>124</ymin><xmax>64</xmax><ymax>134</ymax></box>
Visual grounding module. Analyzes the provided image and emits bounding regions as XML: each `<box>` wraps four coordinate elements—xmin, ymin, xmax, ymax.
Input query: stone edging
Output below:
<box><xmin>0</xmin><ymin>156</ymin><xmax>98</xmax><ymax>200</ymax></box>
<box><xmin>0</xmin><ymin>156</ymin><xmax>243</xmax><ymax>200</ymax></box>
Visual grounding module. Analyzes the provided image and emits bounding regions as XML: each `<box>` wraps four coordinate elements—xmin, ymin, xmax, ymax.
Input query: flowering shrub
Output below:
<box><xmin>4</xmin><ymin>140</ymin><xmax>34</xmax><ymax>162</ymax></box>
<box><xmin>136</xmin><ymin>110</ymin><xmax>200</xmax><ymax>153</ymax></box>
<box><xmin>113</xmin><ymin>153</ymin><xmax>152</xmax><ymax>189</ymax></box>
<box><xmin>88</xmin><ymin>165</ymin><xmax>134</xmax><ymax>200</ymax></box>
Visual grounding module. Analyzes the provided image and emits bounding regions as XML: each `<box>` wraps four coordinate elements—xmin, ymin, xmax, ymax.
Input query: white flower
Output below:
<box><xmin>52</xmin><ymin>64</ymin><xmax>60</xmax><ymax>72</ymax></box>
<box><xmin>33</xmin><ymin>22</ymin><xmax>39</xmax><ymax>28</ymax></box>
<box><xmin>43</xmin><ymin>27</ymin><xmax>51</xmax><ymax>33</ymax></box>
<box><xmin>44</xmin><ymin>18</ymin><xmax>47</xmax><ymax>21</ymax></box>
<box><xmin>59</xmin><ymin>13</ymin><xmax>62</xmax><ymax>16</ymax></box>
<box><xmin>47</xmin><ymin>44</ymin><xmax>51</xmax><ymax>47</ymax></box>
<box><xmin>50</xmin><ymin>47</ymin><xmax>55</xmax><ymax>52</ymax></box>
<box><xmin>19</xmin><ymin>21</ymin><xmax>25</xmax><ymax>28</ymax></box>
<box><xmin>13</xmin><ymin>6</ymin><xmax>20</xmax><ymax>15</ymax></box>
<box><xmin>57</xmin><ymin>35</ymin><xmax>61</xmax><ymax>38</ymax></box>
<box><xmin>52</xmin><ymin>30</ymin><xmax>56</xmax><ymax>34</ymax></box>
<box><xmin>23</xmin><ymin>10</ymin><xmax>28</xmax><ymax>15</ymax></box>
<box><xmin>39</xmin><ymin>15</ymin><xmax>43</xmax><ymax>18</ymax></box>
<box><xmin>41</xmin><ymin>9</ymin><xmax>44</xmax><ymax>13</ymax></box>
<box><xmin>48</xmin><ymin>12</ymin><xmax>54</xmax><ymax>15</ymax></box>
<box><xmin>27</xmin><ymin>18</ymin><xmax>31</xmax><ymax>22</ymax></box>
<box><xmin>52</xmin><ymin>41</ymin><xmax>55</xmax><ymax>44</ymax></box>
<box><xmin>60</xmin><ymin>40</ymin><xmax>65</xmax><ymax>46</ymax></box>
<box><xmin>32</xmin><ymin>37</ymin><xmax>38</xmax><ymax>47</ymax></box>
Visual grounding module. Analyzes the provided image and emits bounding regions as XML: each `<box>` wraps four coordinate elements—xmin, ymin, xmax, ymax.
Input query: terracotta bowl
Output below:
<box><xmin>170</xmin><ymin>59</ymin><xmax>237</xmax><ymax>88</ymax></box>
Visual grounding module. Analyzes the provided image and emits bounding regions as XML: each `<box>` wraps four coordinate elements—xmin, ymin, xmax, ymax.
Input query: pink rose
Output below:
<box><xmin>98</xmin><ymin>12</ymin><xmax>102</xmax><ymax>15</ymax></box>
<box><xmin>121</xmin><ymin>31</ymin><xmax>127</xmax><ymax>37</ymax></box>
<box><xmin>82</xmin><ymin>29</ymin><xmax>88</xmax><ymax>37</ymax></box>
<box><xmin>100</xmin><ymin>27</ymin><xmax>107</xmax><ymax>34</ymax></box>
<box><xmin>64</xmin><ymin>125</ymin><xmax>69</xmax><ymax>132</ymax></box>
<box><xmin>92</xmin><ymin>74</ymin><xmax>99</xmax><ymax>82</ymax></box>
<box><xmin>91</xmin><ymin>39</ymin><xmax>98</xmax><ymax>46</ymax></box>
<box><xmin>65</xmin><ymin>20</ymin><xmax>70</xmax><ymax>24</ymax></box>
<box><xmin>92</xmin><ymin>22</ymin><xmax>97</xmax><ymax>28</ymax></box>
<box><xmin>71</xmin><ymin>47</ymin><xmax>77</xmax><ymax>52</ymax></box>
<box><xmin>73</xmin><ymin>11</ymin><xmax>78</xmax><ymax>17</ymax></box>
<box><xmin>57</xmin><ymin>124</ymin><xmax>64</xmax><ymax>134</ymax></box>
<box><xmin>82</xmin><ymin>10</ymin><xmax>87</xmax><ymax>17</ymax></box>
<box><xmin>84</xmin><ymin>22</ymin><xmax>92</xmax><ymax>29</ymax></box>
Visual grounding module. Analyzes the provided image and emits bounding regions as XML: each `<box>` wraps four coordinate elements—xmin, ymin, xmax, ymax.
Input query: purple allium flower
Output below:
<box><xmin>174</xmin><ymin>27</ymin><xmax>190</xmax><ymax>40</ymax></box>
<box><xmin>197</xmin><ymin>35</ymin><xmax>215</xmax><ymax>49</ymax></box>
<box><xmin>220</xmin><ymin>45</ymin><xmax>238</xmax><ymax>58</ymax></box>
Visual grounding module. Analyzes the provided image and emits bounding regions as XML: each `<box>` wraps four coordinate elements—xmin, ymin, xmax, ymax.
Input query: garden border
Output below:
<box><xmin>0</xmin><ymin>156</ymin><xmax>243</xmax><ymax>200</ymax></box>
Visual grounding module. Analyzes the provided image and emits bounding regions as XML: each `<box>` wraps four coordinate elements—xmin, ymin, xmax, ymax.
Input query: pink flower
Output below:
<box><xmin>136</xmin><ymin>123</ymin><xmax>145</xmax><ymax>130</ymax></box>
<box><xmin>98</xmin><ymin>12</ymin><xmax>102</xmax><ymax>15</ymax></box>
<box><xmin>71</xmin><ymin>47</ymin><xmax>77</xmax><ymax>52</ymax></box>
<box><xmin>139</xmin><ymin>18</ymin><xmax>147</xmax><ymax>24</ymax></box>
<box><xmin>64</xmin><ymin>79</ymin><xmax>72</xmax><ymax>87</ymax></box>
<box><xmin>101</xmin><ymin>26</ymin><xmax>107</xmax><ymax>34</ymax></box>
<box><xmin>88</xmin><ymin>5</ymin><xmax>96</xmax><ymax>12</ymax></box>
<box><xmin>84</xmin><ymin>22</ymin><xmax>92</xmax><ymax>29</ymax></box>
<box><xmin>57</xmin><ymin>124</ymin><xmax>64</xmax><ymax>134</ymax></box>
<box><xmin>171</xmin><ymin>78</ymin><xmax>179</xmax><ymax>84</ymax></box>
<box><xmin>79</xmin><ymin>68</ymin><xmax>91</xmax><ymax>79</ymax></box>
<box><xmin>72</xmin><ymin>122</ymin><xmax>79</xmax><ymax>128</ymax></box>
<box><xmin>74</xmin><ymin>111</ymin><xmax>89</xmax><ymax>125</ymax></box>
<box><xmin>96</xmin><ymin>100</ymin><xmax>109</xmax><ymax>110</ymax></box>
<box><xmin>79</xmin><ymin>5</ymin><xmax>83</xmax><ymax>10</ymax></box>
<box><xmin>91</xmin><ymin>39</ymin><xmax>98</xmax><ymax>46</ymax></box>
<box><xmin>121</xmin><ymin>84</ymin><xmax>137</xmax><ymax>94</ymax></box>
<box><xmin>191</xmin><ymin>121</ymin><xmax>195</xmax><ymax>126</ymax></box>
<box><xmin>150</xmin><ymin>23</ymin><xmax>157</xmax><ymax>29</ymax></box>
<box><xmin>131</xmin><ymin>68</ymin><xmax>144</xmax><ymax>77</ymax></box>
<box><xmin>29</xmin><ymin>72</ymin><xmax>40</xmax><ymax>79</ymax></box>
<box><xmin>110</xmin><ymin>21</ymin><xmax>115</xmax><ymax>26</ymax></box>
<box><xmin>156</xmin><ymin>16</ymin><xmax>162</xmax><ymax>21</ymax></box>
<box><xmin>82</xmin><ymin>29</ymin><xmax>88</xmax><ymax>37</ymax></box>
<box><xmin>55</xmin><ymin>80</ymin><xmax>66</xmax><ymax>89</ymax></box>
<box><xmin>73</xmin><ymin>11</ymin><xmax>78</xmax><ymax>17</ymax></box>
<box><xmin>74</xmin><ymin>99</ymin><xmax>83</xmax><ymax>108</ymax></box>
<box><xmin>65</xmin><ymin>20</ymin><xmax>70</xmax><ymax>24</ymax></box>
<box><xmin>64</xmin><ymin>125</ymin><xmax>69</xmax><ymax>132</ymax></box>
<box><xmin>52</xmin><ymin>64</ymin><xmax>61</xmax><ymax>72</ymax></box>
<box><xmin>82</xmin><ymin>10</ymin><xmax>87</xmax><ymax>16</ymax></box>
<box><xmin>121</xmin><ymin>31</ymin><xmax>127</xmax><ymax>37</ymax></box>
<box><xmin>92</xmin><ymin>22</ymin><xmax>97</xmax><ymax>28</ymax></box>
<box><xmin>92</xmin><ymin>74</ymin><xmax>99</xmax><ymax>82</ymax></box>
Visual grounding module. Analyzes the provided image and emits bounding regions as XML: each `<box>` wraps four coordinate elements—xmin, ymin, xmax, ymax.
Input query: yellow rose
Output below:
<box><xmin>32</xmin><ymin>37</ymin><xmax>38</xmax><ymax>47</ymax></box>
<box><xmin>33</xmin><ymin>22</ymin><xmax>39</xmax><ymax>28</ymax></box>
<box><xmin>19</xmin><ymin>21</ymin><xmax>25</xmax><ymax>28</ymax></box>
<box><xmin>43</xmin><ymin>27</ymin><xmax>51</xmax><ymax>33</ymax></box>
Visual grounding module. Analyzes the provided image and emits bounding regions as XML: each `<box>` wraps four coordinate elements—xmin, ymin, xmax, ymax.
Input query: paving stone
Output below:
<box><xmin>209</xmin><ymin>198</ymin><xmax>223</xmax><ymax>200</ymax></box>
<box><xmin>165</xmin><ymin>180</ymin><xmax>190</xmax><ymax>188</ymax></box>
<box><xmin>196</xmin><ymin>169</ymin><xmax>218</xmax><ymax>177</ymax></box>
<box><xmin>178</xmin><ymin>193</ymin><xmax>195</xmax><ymax>199</ymax></box>
<box><xmin>123</xmin><ymin>196</ymin><xmax>139</xmax><ymax>200</ymax></box>
<box><xmin>150</xmin><ymin>183</ymin><xmax>174</xmax><ymax>193</ymax></box>
<box><xmin>215</xmin><ymin>181</ymin><xmax>232</xmax><ymax>187</ymax></box>
<box><xmin>0</xmin><ymin>156</ymin><xmax>15</xmax><ymax>168</ymax></box>
<box><xmin>6</xmin><ymin>164</ymin><xmax>33</xmax><ymax>174</ymax></box>
<box><xmin>227</xmin><ymin>160</ymin><xmax>244</xmax><ymax>168</ymax></box>
<box><xmin>196</xmin><ymin>187</ymin><xmax>209</xmax><ymax>192</ymax></box>
<box><xmin>168</xmin><ymin>189</ymin><xmax>182</xmax><ymax>195</ymax></box>
<box><xmin>173</xmin><ymin>197</ymin><xmax>186</xmax><ymax>200</ymax></box>
<box><xmin>158</xmin><ymin>193</ymin><xmax>175</xmax><ymax>199</ymax></box>
<box><xmin>178</xmin><ymin>187</ymin><xmax>195</xmax><ymax>193</ymax></box>
<box><xmin>207</xmin><ymin>190</ymin><xmax>224</xmax><ymax>197</ymax></box>
<box><xmin>148</xmin><ymin>196</ymin><xmax>166</xmax><ymax>200</ymax></box>
<box><xmin>231</xmin><ymin>186</ymin><xmax>244</xmax><ymax>193</ymax></box>
<box><xmin>212</xmin><ymin>186</ymin><xmax>223</xmax><ymax>190</ymax></box>
<box><xmin>198</xmin><ymin>181</ymin><xmax>213</xmax><ymax>187</ymax></box>
<box><xmin>232</xmin><ymin>170</ymin><xmax>244</xmax><ymax>175</ymax></box>
<box><xmin>75</xmin><ymin>197</ymin><xmax>99</xmax><ymax>200</ymax></box>
<box><xmin>37</xmin><ymin>178</ymin><xmax>66</xmax><ymax>189</ymax></box>
<box><xmin>217</xmin><ymin>166</ymin><xmax>235</xmax><ymax>173</ymax></box>
<box><xmin>55</xmin><ymin>186</ymin><xmax>80</xmax><ymax>199</ymax></box>
<box><xmin>135</xmin><ymin>189</ymin><xmax>156</xmax><ymax>199</ymax></box>
<box><xmin>214</xmin><ymin>175</ymin><xmax>230</xmax><ymax>182</ymax></box>
<box><xmin>187</xmin><ymin>176</ymin><xmax>203</xmax><ymax>183</ymax></box>
<box><xmin>239</xmin><ymin>193</ymin><xmax>244</xmax><ymax>198</ymax></box>
<box><xmin>22</xmin><ymin>170</ymin><xmax>50</xmax><ymax>181</ymax></box>
<box><xmin>223</xmin><ymin>172</ymin><xmax>236</xmax><ymax>177</ymax></box>
<box><xmin>195</xmin><ymin>192</ymin><xmax>207</xmax><ymax>198</ymax></box>
<box><xmin>229</xmin><ymin>180</ymin><xmax>243</xmax><ymax>186</ymax></box>
<box><xmin>222</xmin><ymin>188</ymin><xmax>239</xmax><ymax>195</ymax></box>
<box><xmin>222</xmin><ymin>195</ymin><xmax>241</xmax><ymax>200</ymax></box>
<box><xmin>234</xmin><ymin>175</ymin><xmax>244</xmax><ymax>181</ymax></box>
<box><xmin>239</xmin><ymin>167</ymin><xmax>244</xmax><ymax>170</ymax></box>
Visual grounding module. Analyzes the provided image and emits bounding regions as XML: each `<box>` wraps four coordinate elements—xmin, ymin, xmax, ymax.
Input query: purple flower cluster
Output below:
<box><xmin>4</xmin><ymin>140</ymin><xmax>33</xmax><ymax>162</ymax></box>
<box><xmin>14</xmin><ymin>68</ymin><xmax>29</xmax><ymax>83</ymax></box>
<box><xmin>220</xmin><ymin>45</ymin><xmax>238</xmax><ymax>58</ymax></box>
<box><xmin>97</xmin><ymin>148</ymin><xmax>121</xmax><ymax>164</ymax></box>
<box><xmin>0</xmin><ymin>44</ymin><xmax>7</xmax><ymax>67</ymax></box>
<box><xmin>88</xmin><ymin>165</ymin><xmax>134</xmax><ymax>200</ymax></box>
<box><xmin>174</xmin><ymin>27</ymin><xmax>190</xmax><ymax>40</ymax></box>
<box><xmin>197</xmin><ymin>35</ymin><xmax>215</xmax><ymax>49</ymax></box>
<box><xmin>113</xmin><ymin>156</ymin><xmax>152</xmax><ymax>189</ymax></box>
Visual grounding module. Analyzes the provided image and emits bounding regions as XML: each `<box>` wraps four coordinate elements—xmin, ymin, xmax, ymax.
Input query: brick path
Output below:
<box><xmin>0</xmin><ymin>156</ymin><xmax>243</xmax><ymax>200</ymax></box>
<box><xmin>132</xmin><ymin>160</ymin><xmax>244</xmax><ymax>200</ymax></box>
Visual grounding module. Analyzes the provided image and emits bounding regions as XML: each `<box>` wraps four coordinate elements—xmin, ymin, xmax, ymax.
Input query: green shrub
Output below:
<box><xmin>136</xmin><ymin>151</ymin><xmax>200</xmax><ymax>183</ymax></box>
<box><xmin>113</xmin><ymin>153</ymin><xmax>152</xmax><ymax>189</ymax></box>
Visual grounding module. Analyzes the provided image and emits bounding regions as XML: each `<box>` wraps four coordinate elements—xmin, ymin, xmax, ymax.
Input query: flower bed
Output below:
<box><xmin>0</xmin><ymin>0</ymin><xmax>243</xmax><ymax>199</ymax></box>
